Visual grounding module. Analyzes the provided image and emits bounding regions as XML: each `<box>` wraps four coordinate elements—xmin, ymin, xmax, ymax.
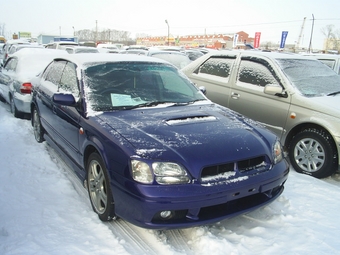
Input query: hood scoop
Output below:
<box><xmin>165</xmin><ymin>115</ymin><xmax>217</xmax><ymax>126</ymax></box>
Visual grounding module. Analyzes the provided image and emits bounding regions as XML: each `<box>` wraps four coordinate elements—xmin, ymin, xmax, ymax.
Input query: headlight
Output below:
<box><xmin>131</xmin><ymin>160</ymin><xmax>153</xmax><ymax>184</ymax></box>
<box><xmin>152</xmin><ymin>162</ymin><xmax>190</xmax><ymax>185</ymax></box>
<box><xmin>273</xmin><ymin>140</ymin><xmax>283</xmax><ymax>164</ymax></box>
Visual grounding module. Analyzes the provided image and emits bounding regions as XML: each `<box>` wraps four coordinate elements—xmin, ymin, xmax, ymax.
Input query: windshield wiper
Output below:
<box><xmin>127</xmin><ymin>101</ymin><xmax>176</xmax><ymax>109</ymax></box>
<box><xmin>327</xmin><ymin>91</ymin><xmax>340</xmax><ymax>96</ymax></box>
<box><xmin>98</xmin><ymin>99</ymin><xmax>208</xmax><ymax>111</ymax></box>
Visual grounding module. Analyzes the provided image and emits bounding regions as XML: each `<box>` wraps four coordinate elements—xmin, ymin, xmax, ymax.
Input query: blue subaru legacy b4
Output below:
<box><xmin>30</xmin><ymin>53</ymin><xmax>289</xmax><ymax>229</ymax></box>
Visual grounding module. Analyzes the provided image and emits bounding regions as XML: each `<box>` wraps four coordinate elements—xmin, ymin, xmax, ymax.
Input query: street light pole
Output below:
<box><xmin>308</xmin><ymin>14</ymin><xmax>315</xmax><ymax>53</ymax></box>
<box><xmin>165</xmin><ymin>20</ymin><xmax>169</xmax><ymax>46</ymax></box>
<box><xmin>72</xmin><ymin>26</ymin><xmax>75</xmax><ymax>37</ymax></box>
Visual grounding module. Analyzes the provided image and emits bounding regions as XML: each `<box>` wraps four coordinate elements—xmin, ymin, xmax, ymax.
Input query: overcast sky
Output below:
<box><xmin>2</xmin><ymin>0</ymin><xmax>340</xmax><ymax>49</ymax></box>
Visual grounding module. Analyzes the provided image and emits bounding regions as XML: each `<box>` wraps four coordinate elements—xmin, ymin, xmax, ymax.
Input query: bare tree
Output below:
<box><xmin>77</xmin><ymin>27</ymin><xmax>132</xmax><ymax>44</ymax></box>
<box><xmin>321</xmin><ymin>24</ymin><xmax>339</xmax><ymax>51</ymax></box>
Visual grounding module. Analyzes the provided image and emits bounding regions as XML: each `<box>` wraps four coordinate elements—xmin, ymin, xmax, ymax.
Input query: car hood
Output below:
<box><xmin>95</xmin><ymin>104</ymin><xmax>273</xmax><ymax>176</ymax></box>
<box><xmin>293</xmin><ymin>94</ymin><xmax>340</xmax><ymax>118</ymax></box>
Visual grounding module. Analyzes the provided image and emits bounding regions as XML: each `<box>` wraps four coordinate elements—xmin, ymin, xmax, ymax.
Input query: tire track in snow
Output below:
<box><xmin>43</xmin><ymin>143</ymin><xmax>161</xmax><ymax>255</ymax></box>
<box><xmin>43</xmin><ymin>142</ymin><xmax>202</xmax><ymax>255</ymax></box>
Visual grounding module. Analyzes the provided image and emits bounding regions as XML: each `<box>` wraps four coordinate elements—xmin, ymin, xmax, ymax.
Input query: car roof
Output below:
<box><xmin>209</xmin><ymin>49</ymin><xmax>318</xmax><ymax>60</ymax></box>
<box><xmin>301</xmin><ymin>53</ymin><xmax>340</xmax><ymax>60</ymax></box>
<box><xmin>148</xmin><ymin>49</ymin><xmax>189</xmax><ymax>56</ymax></box>
<box><xmin>12</xmin><ymin>48</ymin><xmax>68</xmax><ymax>58</ymax></box>
<box><xmin>11</xmin><ymin>44</ymin><xmax>44</xmax><ymax>49</ymax></box>
<box><xmin>5</xmin><ymin>39</ymin><xmax>30</xmax><ymax>45</ymax></box>
<box><xmin>52</xmin><ymin>53</ymin><xmax>171</xmax><ymax>68</ymax></box>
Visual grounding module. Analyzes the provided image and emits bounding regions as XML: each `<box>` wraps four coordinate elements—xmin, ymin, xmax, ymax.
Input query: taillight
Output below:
<box><xmin>20</xmin><ymin>83</ymin><xmax>32</xmax><ymax>94</ymax></box>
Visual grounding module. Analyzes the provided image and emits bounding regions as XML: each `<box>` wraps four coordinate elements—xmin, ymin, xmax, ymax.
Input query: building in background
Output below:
<box><xmin>137</xmin><ymin>31</ymin><xmax>254</xmax><ymax>49</ymax></box>
<box><xmin>36</xmin><ymin>34</ymin><xmax>78</xmax><ymax>45</ymax></box>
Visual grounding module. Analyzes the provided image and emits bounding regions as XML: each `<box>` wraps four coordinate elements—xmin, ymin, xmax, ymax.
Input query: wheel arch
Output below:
<box><xmin>284</xmin><ymin>122</ymin><xmax>339</xmax><ymax>163</ymax></box>
<box><xmin>83</xmin><ymin>145</ymin><xmax>99</xmax><ymax>170</ymax></box>
<box><xmin>82</xmin><ymin>140</ymin><xmax>112</xmax><ymax>181</ymax></box>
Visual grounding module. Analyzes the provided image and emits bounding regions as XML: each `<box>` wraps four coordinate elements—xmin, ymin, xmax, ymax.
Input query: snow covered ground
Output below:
<box><xmin>1</xmin><ymin>101</ymin><xmax>340</xmax><ymax>255</ymax></box>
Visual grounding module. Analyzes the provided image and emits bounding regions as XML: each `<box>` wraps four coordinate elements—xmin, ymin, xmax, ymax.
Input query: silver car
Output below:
<box><xmin>182</xmin><ymin>50</ymin><xmax>340</xmax><ymax>178</ymax></box>
<box><xmin>301</xmin><ymin>53</ymin><xmax>340</xmax><ymax>75</ymax></box>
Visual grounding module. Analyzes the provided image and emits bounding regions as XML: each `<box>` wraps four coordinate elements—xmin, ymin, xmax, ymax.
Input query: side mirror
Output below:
<box><xmin>53</xmin><ymin>93</ymin><xmax>76</xmax><ymax>106</ymax></box>
<box><xmin>264</xmin><ymin>84</ymin><xmax>287</xmax><ymax>98</ymax></box>
<box><xmin>199</xmin><ymin>86</ymin><xmax>206</xmax><ymax>95</ymax></box>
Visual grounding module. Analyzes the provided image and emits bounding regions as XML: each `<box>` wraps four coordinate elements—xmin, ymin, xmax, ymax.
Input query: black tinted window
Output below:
<box><xmin>196</xmin><ymin>56</ymin><xmax>234</xmax><ymax>79</ymax></box>
<box><xmin>238</xmin><ymin>60</ymin><xmax>278</xmax><ymax>87</ymax></box>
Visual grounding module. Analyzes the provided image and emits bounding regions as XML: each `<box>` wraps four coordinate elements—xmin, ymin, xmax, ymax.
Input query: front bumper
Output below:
<box><xmin>111</xmin><ymin>159</ymin><xmax>289</xmax><ymax>229</ymax></box>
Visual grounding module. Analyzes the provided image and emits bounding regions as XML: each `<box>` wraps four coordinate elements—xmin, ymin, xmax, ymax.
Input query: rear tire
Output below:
<box><xmin>10</xmin><ymin>96</ymin><xmax>21</xmax><ymax>118</ymax></box>
<box><xmin>32</xmin><ymin>108</ymin><xmax>44</xmax><ymax>143</ymax></box>
<box><xmin>288</xmin><ymin>128</ymin><xmax>337</xmax><ymax>178</ymax></box>
<box><xmin>86</xmin><ymin>152</ymin><xmax>115</xmax><ymax>221</ymax></box>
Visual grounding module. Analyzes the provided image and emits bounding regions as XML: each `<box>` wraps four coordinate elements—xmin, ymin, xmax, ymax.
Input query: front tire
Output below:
<box><xmin>86</xmin><ymin>152</ymin><xmax>115</xmax><ymax>221</ymax></box>
<box><xmin>288</xmin><ymin>128</ymin><xmax>337</xmax><ymax>178</ymax></box>
<box><xmin>32</xmin><ymin>108</ymin><xmax>44</xmax><ymax>143</ymax></box>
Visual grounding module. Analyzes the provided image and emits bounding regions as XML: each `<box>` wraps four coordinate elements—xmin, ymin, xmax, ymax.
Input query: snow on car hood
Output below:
<box><xmin>292</xmin><ymin>94</ymin><xmax>340</xmax><ymax>118</ymax></box>
<box><xmin>96</xmin><ymin>104</ymin><xmax>273</xmax><ymax>174</ymax></box>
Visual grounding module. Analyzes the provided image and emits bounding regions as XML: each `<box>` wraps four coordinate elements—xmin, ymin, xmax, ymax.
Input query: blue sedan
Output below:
<box><xmin>30</xmin><ymin>53</ymin><xmax>289</xmax><ymax>229</ymax></box>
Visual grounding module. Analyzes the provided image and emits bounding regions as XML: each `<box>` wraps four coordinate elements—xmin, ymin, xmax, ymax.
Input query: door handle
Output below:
<box><xmin>231</xmin><ymin>92</ymin><xmax>240</xmax><ymax>99</ymax></box>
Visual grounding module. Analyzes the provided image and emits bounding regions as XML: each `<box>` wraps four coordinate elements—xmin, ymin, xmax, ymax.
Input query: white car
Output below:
<box><xmin>45</xmin><ymin>41</ymin><xmax>79</xmax><ymax>50</ymax></box>
<box><xmin>301</xmin><ymin>53</ymin><xmax>340</xmax><ymax>74</ymax></box>
<box><xmin>63</xmin><ymin>46</ymin><xmax>99</xmax><ymax>54</ymax></box>
<box><xmin>0</xmin><ymin>48</ymin><xmax>68</xmax><ymax>118</ymax></box>
<box><xmin>2</xmin><ymin>39</ymin><xmax>30</xmax><ymax>63</ymax></box>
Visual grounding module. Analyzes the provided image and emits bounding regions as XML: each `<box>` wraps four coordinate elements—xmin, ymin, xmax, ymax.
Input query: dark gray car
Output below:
<box><xmin>182</xmin><ymin>50</ymin><xmax>340</xmax><ymax>178</ymax></box>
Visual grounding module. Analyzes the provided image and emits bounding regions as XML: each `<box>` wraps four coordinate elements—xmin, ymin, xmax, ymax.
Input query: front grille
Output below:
<box><xmin>201</xmin><ymin>156</ymin><xmax>269</xmax><ymax>179</ymax></box>
<box><xmin>238</xmin><ymin>156</ymin><xmax>267</xmax><ymax>173</ymax></box>
<box><xmin>201</xmin><ymin>163</ymin><xmax>234</xmax><ymax>178</ymax></box>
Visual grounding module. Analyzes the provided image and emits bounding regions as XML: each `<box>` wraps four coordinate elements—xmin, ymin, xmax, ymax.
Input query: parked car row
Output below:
<box><xmin>0</xmin><ymin>44</ymin><xmax>339</xmax><ymax>230</ymax></box>
<box><xmin>1</xmin><ymin>39</ymin><xmax>31</xmax><ymax>64</ymax></box>
<box><xmin>0</xmin><ymin>47</ymin><xmax>290</xmax><ymax>229</ymax></box>
<box><xmin>0</xmin><ymin>48</ymin><xmax>68</xmax><ymax>118</ymax></box>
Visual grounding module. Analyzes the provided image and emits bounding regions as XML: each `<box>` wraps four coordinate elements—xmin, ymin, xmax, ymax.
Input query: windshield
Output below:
<box><xmin>276</xmin><ymin>58</ymin><xmax>340</xmax><ymax>97</ymax></box>
<box><xmin>84</xmin><ymin>62</ymin><xmax>206</xmax><ymax>111</ymax></box>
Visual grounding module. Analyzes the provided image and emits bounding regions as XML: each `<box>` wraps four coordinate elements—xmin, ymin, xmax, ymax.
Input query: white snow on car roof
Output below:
<box><xmin>53</xmin><ymin>53</ymin><xmax>171</xmax><ymax>68</ymax></box>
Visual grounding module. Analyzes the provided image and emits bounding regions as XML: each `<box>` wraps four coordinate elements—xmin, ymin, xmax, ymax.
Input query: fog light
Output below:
<box><xmin>160</xmin><ymin>210</ymin><xmax>172</xmax><ymax>219</ymax></box>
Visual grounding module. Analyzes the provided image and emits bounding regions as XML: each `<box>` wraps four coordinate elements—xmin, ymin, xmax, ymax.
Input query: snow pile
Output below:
<box><xmin>0</xmin><ymin>102</ymin><xmax>340</xmax><ymax>255</ymax></box>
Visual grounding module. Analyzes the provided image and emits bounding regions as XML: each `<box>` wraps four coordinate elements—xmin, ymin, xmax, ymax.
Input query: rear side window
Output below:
<box><xmin>195</xmin><ymin>56</ymin><xmax>235</xmax><ymax>79</ymax></box>
<box><xmin>4</xmin><ymin>58</ymin><xmax>18</xmax><ymax>71</ymax></box>
<box><xmin>43</xmin><ymin>60</ymin><xmax>66</xmax><ymax>85</ymax></box>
